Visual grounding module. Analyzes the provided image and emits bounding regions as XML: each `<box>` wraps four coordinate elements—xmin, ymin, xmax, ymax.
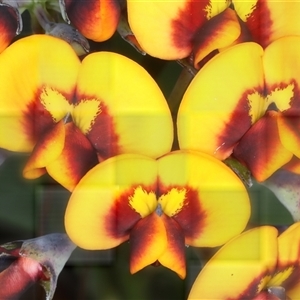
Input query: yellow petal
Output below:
<box><xmin>234</xmin><ymin>1</ymin><xmax>300</xmax><ymax>47</ymax></box>
<box><xmin>264</xmin><ymin>36</ymin><xmax>300</xmax><ymax>111</ymax></box>
<box><xmin>158</xmin><ymin>214</ymin><xmax>186</xmax><ymax>279</ymax></box>
<box><xmin>130</xmin><ymin>212</ymin><xmax>167</xmax><ymax>274</ymax></box>
<box><xmin>127</xmin><ymin>0</ymin><xmax>230</xmax><ymax>60</ymax></box>
<box><xmin>74</xmin><ymin>51</ymin><xmax>173</xmax><ymax>159</ymax></box>
<box><xmin>233</xmin><ymin>111</ymin><xmax>293</xmax><ymax>182</ymax></box>
<box><xmin>46</xmin><ymin>122</ymin><xmax>98</xmax><ymax>191</ymax></box>
<box><xmin>178</xmin><ymin>42</ymin><xmax>266</xmax><ymax>160</ymax></box>
<box><xmin>188</xmin><ymin>226</ymin><xmax>278</xmax><ymax>299</ymax></box>
<box><xmin>65</xmin><ymin>154</ymin><xmax>157</xmax><ymax>249</ymax></box>
<box><xmin>0</xmin><ymin>35</ymin><xmax>80</xmax><ymax>152</ymax></box>
<box><xmin>193</xmin><ymin>8</ymin><xmax>241</xmax><ymax>68</ymax></box>
<box><xmin>268</xmin><ymin>222</ymin><xmax>300</xmax><ymax>298</ymax></box>
<box><xmin>157</xmin><ymin>150</ymin><xmax>250</xmax><ymax>247</ymax></box>
<box><xmin>23</xmin><ymin>120</ymin><xmax>65</xmax><ymax>179</ymax></box>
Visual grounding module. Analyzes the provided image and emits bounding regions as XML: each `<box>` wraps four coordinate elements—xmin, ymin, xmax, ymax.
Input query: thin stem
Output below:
<box><xmin>32</xmin><ymin>3</ymin><xmax>53</xmax><ymax>32</ymax></box>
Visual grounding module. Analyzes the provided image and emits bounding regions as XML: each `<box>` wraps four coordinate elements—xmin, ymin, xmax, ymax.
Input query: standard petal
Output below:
<box><xmin>46</xmin><ymin>122</ymin><xmax>98</xmax><ymax>191</ymax></box>
<box><xmin>73</xmin><ymin>51</ymin><xmax>173</xmax><ymax>159</ymax></box>
<box><xmin>0</xmin><ymin>4</ymin><xmax>18</xmax><ymax>53</ymax></box>
<box><xmin>129</xmin><ymin>213</ymin><xmax>167</xmax><ymax>275</ymax></box>
<box><xmin>62</xmin><ymin>0</ymin><xmax>120</xmax><ymax>41</ymax></box>
<box><xmin>188</xmin><ymin>226</ymin><xmax>278</xmax><ymax>299</ymax></box>
<box><xmin>65</xmin><ymin>154</ymin><xmax>157</xmax><ymax>249</ymax></box>
<box><xmin>234</xmin><ymin>1</ymin><xmax>300</xmax><ymax>48</ymax></box>
<box><xmin>233</xmin><ymin>111</ymin><xmax>293</xmax><ymax>182</ymax></box>
<box><xmin>0</xmin><ymin>35</ymin><xmax>80</xmax><ymax>152</ymax></box>
<box><xmin>177</xmin><ymin>42</ymin><xmax>265</xmax><ymax>160</ymax></box>
<box><xmin>157</xmin><ymin>151</ymin><xmax>250</xmax><ymax>247</ymax></box>
<box><xmin>127</xmin><ymin>0</ymin><xmax>230</xmax><ymax>60</ymax></box>
<box><xmin>23</xmin><ymin>120</ymin><xmax>65</xmax><ymax>179</ymax></box>
<box><xmin>263</xmin><ymin>36</ymin><xmax>300</xmax><ymax>112</ymax></box>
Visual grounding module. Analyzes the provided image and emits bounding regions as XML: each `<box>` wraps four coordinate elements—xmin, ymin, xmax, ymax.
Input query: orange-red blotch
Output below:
<box><xmin>46</xmin><ymin>122</ymin><xmax>99</xmax><ymax>191</ymax></box>
<box><xmin>158</xmin><ymin>184</ymin><xmax>206</xmax><ymax>244</ymax></box>
<box><xmin>241</xmin><ymin>0</ymin><xmax>273</xmax><ymax>48</ymax></box>
<box><xmin>233</xmin><ymin>111</ymin><xmax>293</xmax><ymax>181</ymax></box>
<box><xmin>104</xmin><ymin>185</ymin><xmax>148</xmax><ymax>239</ymax></box>
<box><xmin>63</xmin><ymin>0</ymin><xmax>121</xmax><ymax>41</ymax></box>
<box><xmin>171</xmin><ymin>0</ymin><xmax>211</xmax><ymax>52</ymax></box>
<box><xmin>193</xmin><ymin>8</ymin><xmax>241</xmax><ymax>68</ymax></box>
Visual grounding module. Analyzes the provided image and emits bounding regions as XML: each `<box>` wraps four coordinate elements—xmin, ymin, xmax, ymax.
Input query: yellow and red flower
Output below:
<box><xmin>177</xmin><ymin>36</ymin><xmax>300</xmax><ymax>182</ymax></box>
<box><xmin>233</xmin><ymin>0</ymin><xmax>300</xmax><ymax>48</ymax></box>
<box><xmin>59</xmin><ymin>0</ymin><xmax>121</xmax><ymax>42</ymax></box>
<box><xmin>0</xmin><ymin>2</ymin><xmax>20</xmax><ymax>53</ymax></box>
<box><xmin>0</xmin><ymin>34</ymin><xmax>173</xmax><ymax>191</ymax></box>
<box><xmin>65</xmin><ymin>150</ymin><xmax>250</xmax><ymax>278</ymax></box>
<box><xmin>127</xmin><ymin>0</ymin><xmax>241</xmax><ymax>67</ymax></box>
<box><xmin>188</xmin><ymin>222</ymin><xmax>300</xmax><ymax>299</ymax></box>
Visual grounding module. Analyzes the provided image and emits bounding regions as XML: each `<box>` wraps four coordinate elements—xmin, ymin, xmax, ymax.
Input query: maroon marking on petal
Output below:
<box><xmin>22</xmin><ymin>87</ymin><xmax>74</xmax><ymax>145</ymax></box>
<box><xmin>266</xmin><ymin>81</ymin><xmax>299</xmax><ymax>113</ymax></box>
<box><xmin>227</xmin><ymin>270</ymin><xmax>273</xmax><ymax>300</ymax></box>
<box><xmin>162</xmin><ymin>214</ymin><xmax>185</xmax><ymax>254</ymax></box>
<box><xmin>129</xmin><ymin>212</ymin><xmax>161</xmax><ymax>272</ymax></box>
<box><xmin>217</xmin><ymin>88</ymin><xmax>262</xmax><ymax>157</ymax></box>
<box><xmin>233</xmin><ymin>111</ymin><xmax>274</xmax><ymax>168</ymax></box>
<box><xmin>64</xmin><ymin>0</ymin><xmax>99</xmax><ymax>28</ymax></box>
<box><xmin>244</xmin><ymin>0</ymin><xmax>273</xmax><ymax>48</ymax></box>
<box><xmin>63</xmin><ymin>0</ymin><xmax>120</xmax><ymax>39</ymax></box>
<box><xmin>104</xmin><ymin>184</ymin><xmax>156</xmax><ymax>239</ymax></box>
<box><xmin>160</xmin><ymin>214</ymin><xmax>186</xmax><ymax>277</ymax></box>
<box><xmin>279</xmin><ymin>263</ymin><xmax>300</xmax><ymax>294</ymax></box>
<box><xmin>158</xmin><ymin>183</ymin><xmax>206</xmax><ymax>242</ymax></box>
<box><xmin>235</xmin><ymin>15</ymin><xmax>254</xmax><ymax>44</ymax></box>
<box><xmin>0</xmin><ymin>6</ymin><xmax>18</xmax><ymax>51</ymax></box>
<box><xmin>22</xmin><ymin>97</ymin><xmax>54</xmax><ymax>145</ymax></box>
<box><xmin>80</xmin><ymin>100</ymin><xmax>120</xmax><ymax>160</ymax></box>
<box><xmin>60</xmin><ymin>122</ymin><xmax>98</xmax><ymax>183</ymax></box>
<box><xmin>172</xmin><ymin>1</ymin><xmax>210</xmax><ymax>51</ymax></box>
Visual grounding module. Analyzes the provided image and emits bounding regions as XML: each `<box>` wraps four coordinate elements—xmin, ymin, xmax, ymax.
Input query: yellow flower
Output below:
<box><xmin>189</xmin><ymin>222</ymin><xmax>300</xmax><ymax>299</ymax></box>
<box><xmin>65</xmin><ymin>150</ymin><xmax>250</xmax><ymax>278</ymax></box>
<box><xmin>178</xmin><ymin>36</ymin><xmax>300</xmax><ymax>182</ymax></box>
<box><xmin>0</xmin><ymin>35</ymin><xmax>173</xmax><ymax>190</ymax></box>
<box><xmin>127</xmin><ymin>0</ymin><xmax>241</xmax><ymax>67</ymax></box>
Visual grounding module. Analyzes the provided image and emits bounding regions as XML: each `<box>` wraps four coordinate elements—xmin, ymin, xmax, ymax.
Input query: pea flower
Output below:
<box><xmin>177</xmin><ymin>36</ymin><xmax>300</xmax><ymax>182</ymax></box>
<box><xmin>188</xmin><ymin>222</ymin><xmax>300</xmax><ymax>299</ymax></box>
<box><xmin>0</xmin><ymin>233</ymin><xmax>76</xmax><ymax>300</ymax></box>
<box><xmin>233</xmin><ymin>0</ymin><xmax>300</xmax><ymax>48</ymax></box>
<box><xmin>65</xmin><ymin>150</ymin><xmax>250</xmax><ymax>279</ymax></box>
<box><xmin>0</xmin><ymin>35</ymin><xmax>173</xmax><ymax>191</ymax></box>
<box><xmin>0</xmin><ymin>1</ymin><xmax>21</xmax><ymax>53</ymax></box>
<box><xmin>59</xmin><ymin>0</ymin><xmax>121</xmax><ymax>42</ymax></box>
<box><xmin>127</xmin><ymin>0</ymin><xmax>241</xmax><ymax>67</ymax></box>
